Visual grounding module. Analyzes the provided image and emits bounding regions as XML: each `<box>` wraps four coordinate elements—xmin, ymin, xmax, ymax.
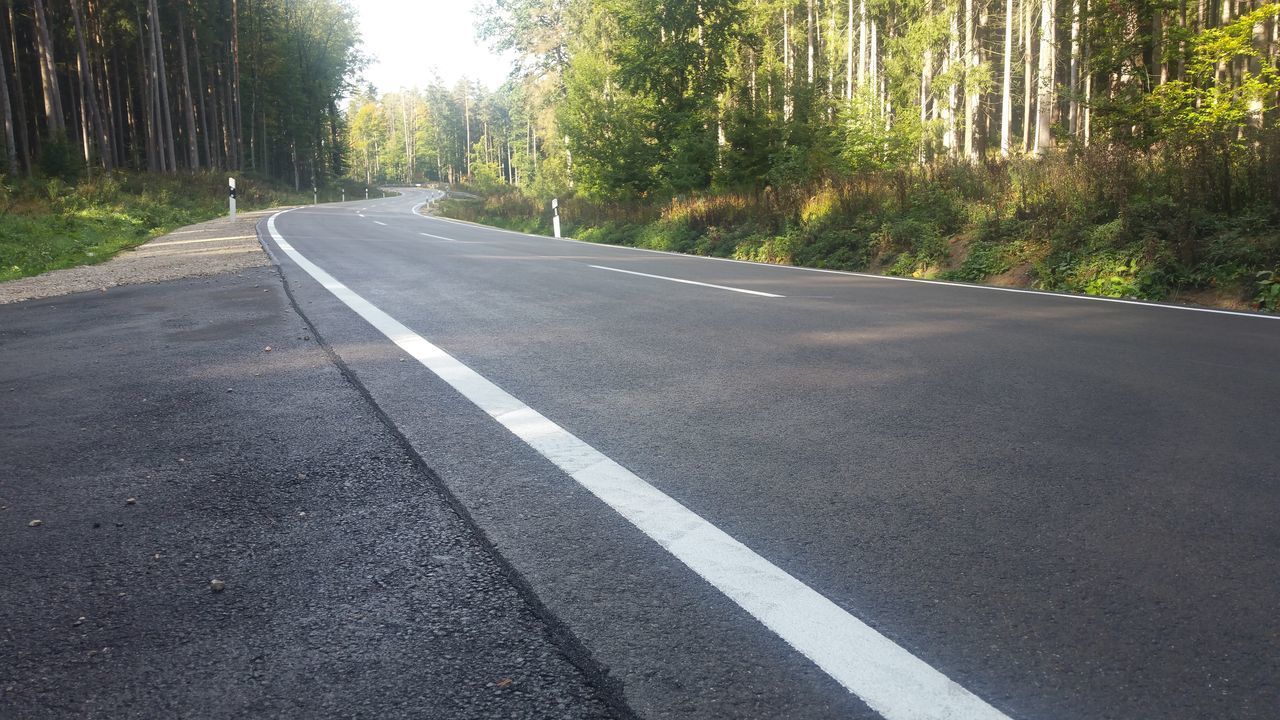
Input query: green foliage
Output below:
<box><xmin>558</xmin><ymin>48</ymin><xmax>660</xmax><ymax>196</ymax></box>
<box><xmin>0</xmin><ymin>172</ymin><xmax>307</xmax><ymax>282</ymax></box>
<box><xmin>37</xmin><ymin>134</ymin><xmax>84</xmax><ymax>183</ymax></box>
<box><xmin>1256</xmin><ymin>270</ymin><xmax>1280</xmax><ymax>312</ymax></box>
<box><xmin>1144</xmin><ymin>6</ymin><xmax>1280</xmax><ymax>148</ymax></box>
<box><xmin>940</xmin><ymin>241</ymin><xmax>1012</xmax><ymax>282</ymax></box>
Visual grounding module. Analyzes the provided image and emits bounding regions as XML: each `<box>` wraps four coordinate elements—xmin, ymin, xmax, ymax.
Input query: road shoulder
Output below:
<box><xmin>0</xmin><ymin>222</ymin><xmax>621</xmax><ymax>717</ymax></box>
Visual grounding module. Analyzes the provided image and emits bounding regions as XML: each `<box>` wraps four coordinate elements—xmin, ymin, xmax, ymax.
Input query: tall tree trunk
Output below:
<box><xmin>70</xmin><ymin>0</ymin><xmax>111</xmax><ymax>169</ymax></box>
<box><xmin>1152</xmin><ymin>8</ymin><xmax>1166</xmax><ymax>86</ymax></box>
<box><xmin>464</xmin><ymin>85</ymin><xmax>471</xmax><ymax>176</ymax></box>
<box><xmin>1083</xmin><ymin>0</ymin><xmax>1092</xmax><ymax>145</ymax></box>
<box><xmin>778</xmin><ymin>5</ymin><xmax>788</xmax><ymax>118</ymax></box>
<box><xmin>1069</xmin><ymin>0</ymin><xmax>1081</xmax><ymax>136</ymax></box>
<box><xmin>31</xmin><ymin>0</ymin><xmax>65</xmax><ymax>133</ymax></box>
<box><xmin>148</xmin><ymin>0</ymin><xmax>176</xmax><ymax>172</ymax></box>
<box><xmin>191</xmin><ymin>26</ymin><xmax>212</xmax><ymax>168</ymax></box>
<box><xmin>230</xmin><ymin>0</ymin><xmax>243</xmax><ymax>170</ymax></box>
<box><xmin>827</xmin><ymin>0</ymin><xmax>836</xmax><ymax>99</ymax></box>
<box><xmin>870</xmin><ymin>19</ymin><xmax>878</xmax><ymax>101</ymax></box>
<box><xmin>806</xmin><ymin>0</ymin><xmax>815</xmax><ymax>84</ymax></box>
<box><xmin>964</xmin><ymin>0</ymin><xmax>979</xmax><ymax>160</ymax></box>
<box><xmin>218</xmin><ymin>60</ymin><xmax>232</xmax><ymax>168</ymax></box>
<box><xmin>177</xmin><ymin>10</ymin><xmax>199</xmax><ymax>169</ymax></box>
<box><xmin>4</xmin><ymin>3</ymin><xmax>29</xmax><ymax>171</ymax></box>
<box><xmin>1002</xmin><ymin>0</ymin><xmax>1014</xmax><ymax>156</ymax></box>
<box><xmin>0</xmin><ymin>21</ymin><xmax>16</xmax><ymax>176</ymax></box>
<box><xmin>106</xmin><ymin>43</ymin><xmax>125</xmax><ymax>167</ymax></box>
<box><xmin>846</xmin><ymin>0</ymin><xmax>854</xmax><ymax>97</ymax></box>
<box><xmin>1023</xmin><ymin>0</ymin><xmax>1035</xmax><ymax>153</ymax></box>
<box><xmin>92</xmin><ymin>3</ymin><xmax>122</xmax><ymax>167</ymax></box>
<box><xmin>138</xmin><ymin>7</ymin><xmax>158</xmax><ymax>171</ymax></box>
<box><xmin>1035</xmin><ymin>0</ymin><xmax>1056</xmax><ymax>156</ymax></box>
<box><xmin>946</xmin><ymin>8</ymin><xmax>959</xmax><ymax>153</ymax></box>
<box><xmin>857</xmin><ymin>0</ymin><xmax>867</xmax><ymax>87</ymax></box>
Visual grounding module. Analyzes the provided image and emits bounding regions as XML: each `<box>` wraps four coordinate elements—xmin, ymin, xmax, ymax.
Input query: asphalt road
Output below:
<box><xmin>0</xmin><ymin>265</ymin><xmax>622</xmax><ymax>718</ymax></box>
<box><xmin>261</xmin><ymin>189</ymin><xmax>1280</xmax><ymax>720</ymax></box>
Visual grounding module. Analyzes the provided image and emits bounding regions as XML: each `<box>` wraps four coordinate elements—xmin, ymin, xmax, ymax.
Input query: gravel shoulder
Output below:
<box><xmin>0</xmin><ymin>213</ymin><xmax>622</xmax><ymax>718</ymax></box>
<box><xmin>0</xmin><ymin>210</ymin><xmax>279</xmax><ymax>305</ymax></box>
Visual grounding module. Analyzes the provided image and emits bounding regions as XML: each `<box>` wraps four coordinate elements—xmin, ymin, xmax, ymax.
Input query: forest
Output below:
<box><xmin>347</xmin><ymin>0</ymin><xmax>1280</xmax><ymax>310</ymax></box>
<box><xmin>0</xmin><ymin>0</ymin><xmax>363</xmax><ymax>281</ymax></box>
<box><xmin>0</xmin><ymin>0</ymin><xmax>362</xmax><ymax>185</ymax></box>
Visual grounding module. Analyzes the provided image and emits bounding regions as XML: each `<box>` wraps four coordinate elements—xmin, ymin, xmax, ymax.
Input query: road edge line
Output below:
<box><xmin>263</xmin><ymin>209</ymin><xmax>1016</xmax><ymax>720</ymax></box>
<box><xmin>411</xmin><ymin>201</ymin><xmax>1278</xmax><ymax>321</ymax></box>
<box><xmin>252</xmin><ymin>209</ymin><xmax>641</xmax><ymax>720</ymax></box>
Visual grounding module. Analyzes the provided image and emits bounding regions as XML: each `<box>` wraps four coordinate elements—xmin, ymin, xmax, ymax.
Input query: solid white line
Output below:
<box><xmin>411</xmin><ymin>208</ymin><xmax>1277</xmax><ymax>321</ymax></box>
<box><xmin>420</xmin><ymin>231</ymin><xmax>456</xmax><ymax>241</ymax></box>
<box><xmin>373</xmin><ymin>220</ymin><xmax>387</xmax><ymax>226</ymax></box>
<box><xmin>264</xmin><ymin>211</ymin><xmax>1011</xmax><ymax>720</ymax></box>
<box><xmin>590</xmin><ymin>264</ymin><xmax>784</xmax><ymax>298</ymax></box>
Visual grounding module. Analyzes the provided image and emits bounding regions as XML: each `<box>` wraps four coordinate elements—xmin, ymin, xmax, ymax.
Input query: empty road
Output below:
<box><xmin>260</xmin><ymin>188</ymin><xmax>1280</xmax><ymax>720</ymax></box>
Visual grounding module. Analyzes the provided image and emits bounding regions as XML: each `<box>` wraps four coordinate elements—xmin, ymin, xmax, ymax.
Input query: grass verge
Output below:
<box><xmin>0</xmin><ymin>172</ymin><xmax>310</xmax><ymax>283</ymax></box>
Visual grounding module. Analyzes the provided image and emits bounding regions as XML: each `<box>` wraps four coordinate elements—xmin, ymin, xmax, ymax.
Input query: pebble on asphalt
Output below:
<box><xmin>28</xmin><ymin>519</ymin><xmax>42</xmax><ymax>527</ymax></box>
<box><xmin>210</xmin><ymin>579</ymin><xmax>226</xmax><ymax>592</ymax></box>
<box><xmin>126</xmin><ymin>497</ymin><xmax>136</xmax><ymax>505</ymax></box>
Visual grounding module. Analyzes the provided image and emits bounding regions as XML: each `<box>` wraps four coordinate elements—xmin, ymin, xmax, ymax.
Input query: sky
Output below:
<box><xmin>351</xmin><ymin>0</ymin><xmax>516</xmax><ymax>93</ymax></box>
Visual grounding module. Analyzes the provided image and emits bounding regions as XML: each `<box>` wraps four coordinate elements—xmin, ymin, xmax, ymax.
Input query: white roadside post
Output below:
<box><xmin>313</xmin><ymin>187</ymin><xmax>318</xmax><ymax>205</ymax></box>
<box><xmin>342</xmin><ymin>188</ymin><xmax>345</xmax><ymax>203</ymax></box>
<box><xmin>365</xmin><ymin>187</ymin><xmax>369</xmax><ymax>200</ymax></box>
<box><xmin>228</xmin><ymin>177</ymin><xmax>236</xmax><ymax>220</ymax></box>
<box><xmin>552</xmin><ymin>198</ymin><xmax>561</xmax><ymax>238</ymax></box>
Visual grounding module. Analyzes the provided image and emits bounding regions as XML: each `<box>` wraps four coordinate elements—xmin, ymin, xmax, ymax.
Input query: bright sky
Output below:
<box><xmin>351</xmin><ymin>0</ymin><xmax>515</xmax><ymax>92</ymax></box>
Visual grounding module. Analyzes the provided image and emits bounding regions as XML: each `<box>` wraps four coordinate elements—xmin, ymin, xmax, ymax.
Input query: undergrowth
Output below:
<box><xmin>439</xmin><ymin>149</ymin><xmax>1280</xmax><ymax>311</ymax></box>
<box><xmin>0</xmin><ymin>171</ymin><xmax>309</xmax><ymax>282</ymax></box>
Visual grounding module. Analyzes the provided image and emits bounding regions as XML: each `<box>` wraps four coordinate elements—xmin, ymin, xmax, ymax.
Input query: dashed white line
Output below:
<box><xmin>265</xmin><ymin>210</ymin><xmax>1012</xmax><ymax>720</ymax></box>
<box><xmin>590</xmin><ymin>264</ymin><xmax>783</xmax><ymax>298</ymax></box>
<box><xmin>411</xmin><ymin>203</ymin><xmax>1277</xmax><ymax>321</ymax></box>
<box><xmin>373</xmin><ymin>220</ymin><xmax>387</xmax><ymax>226</ymax></box>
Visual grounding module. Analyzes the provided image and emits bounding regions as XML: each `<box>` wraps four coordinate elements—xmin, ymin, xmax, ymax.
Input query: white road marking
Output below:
<box><xmin>373</xmin><ymin>220</ymin><xmax>387</xmax><ymax>226</ymax></box>
<box><xmin>419</xmin><ymin>232</ymin><xmax>456</xmax><ymax>241</ymax></box>
<box><xmin>145</xmin><ymin>234</ymin><xmax>256</xmax><ymax>247</ymax></box>
<box><xmin>132</xmin><ymin>246</ymin><xmax>260</xmax><ymax>259</ymax></box>
<box><xmin>590</xmin><ymin>264</ymin><xmax>783</xmax><ymax>298</ymax></box>
<box><xmin>265</xmin><ymin>210</ymin><xmax>1012</xmax><ymax>720</ymax></box>
<box><xmin>411</xmin><ymin>204</ymin><xmax>1277</xmax><ymax>321</ymax></box>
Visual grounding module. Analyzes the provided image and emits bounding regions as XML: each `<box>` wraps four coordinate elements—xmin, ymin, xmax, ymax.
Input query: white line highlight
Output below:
<box><xmin>590</xmin><ymin>265</ymin><xmax>783</xmax><ymax>298</ymax></box>
<box><xmin>265</xmin><ymin>211</ymin><xmax>1012</xmax><ymax>720</ymax></box>
<box><xmin>145</xmin><ymin>234</ymin><xmax>256</xmax><ymax>247</ymax></box>
<box><xmin>373</xmin><ymin>220</ymin><xmax>387</xmax><ymax>226</ymax></box>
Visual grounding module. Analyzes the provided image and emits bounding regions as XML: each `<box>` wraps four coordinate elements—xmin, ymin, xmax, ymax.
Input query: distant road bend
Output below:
<box><xmin>261</xmin><ymin>188</ymin><xmax>1280</xmax><ymax>720</ymax></box>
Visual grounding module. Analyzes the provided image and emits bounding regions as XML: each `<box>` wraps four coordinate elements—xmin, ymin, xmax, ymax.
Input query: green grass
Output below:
<box><xmin>0</xmin><ymin>172</ymin><xmax>310</xmax><ymax>282</ymax></box>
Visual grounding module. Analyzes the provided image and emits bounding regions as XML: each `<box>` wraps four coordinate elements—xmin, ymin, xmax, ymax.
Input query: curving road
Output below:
<box><xmin>260</xmin><ymin>188</ymin><xmax>1280</xmax><ymax>720</ymax></box>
